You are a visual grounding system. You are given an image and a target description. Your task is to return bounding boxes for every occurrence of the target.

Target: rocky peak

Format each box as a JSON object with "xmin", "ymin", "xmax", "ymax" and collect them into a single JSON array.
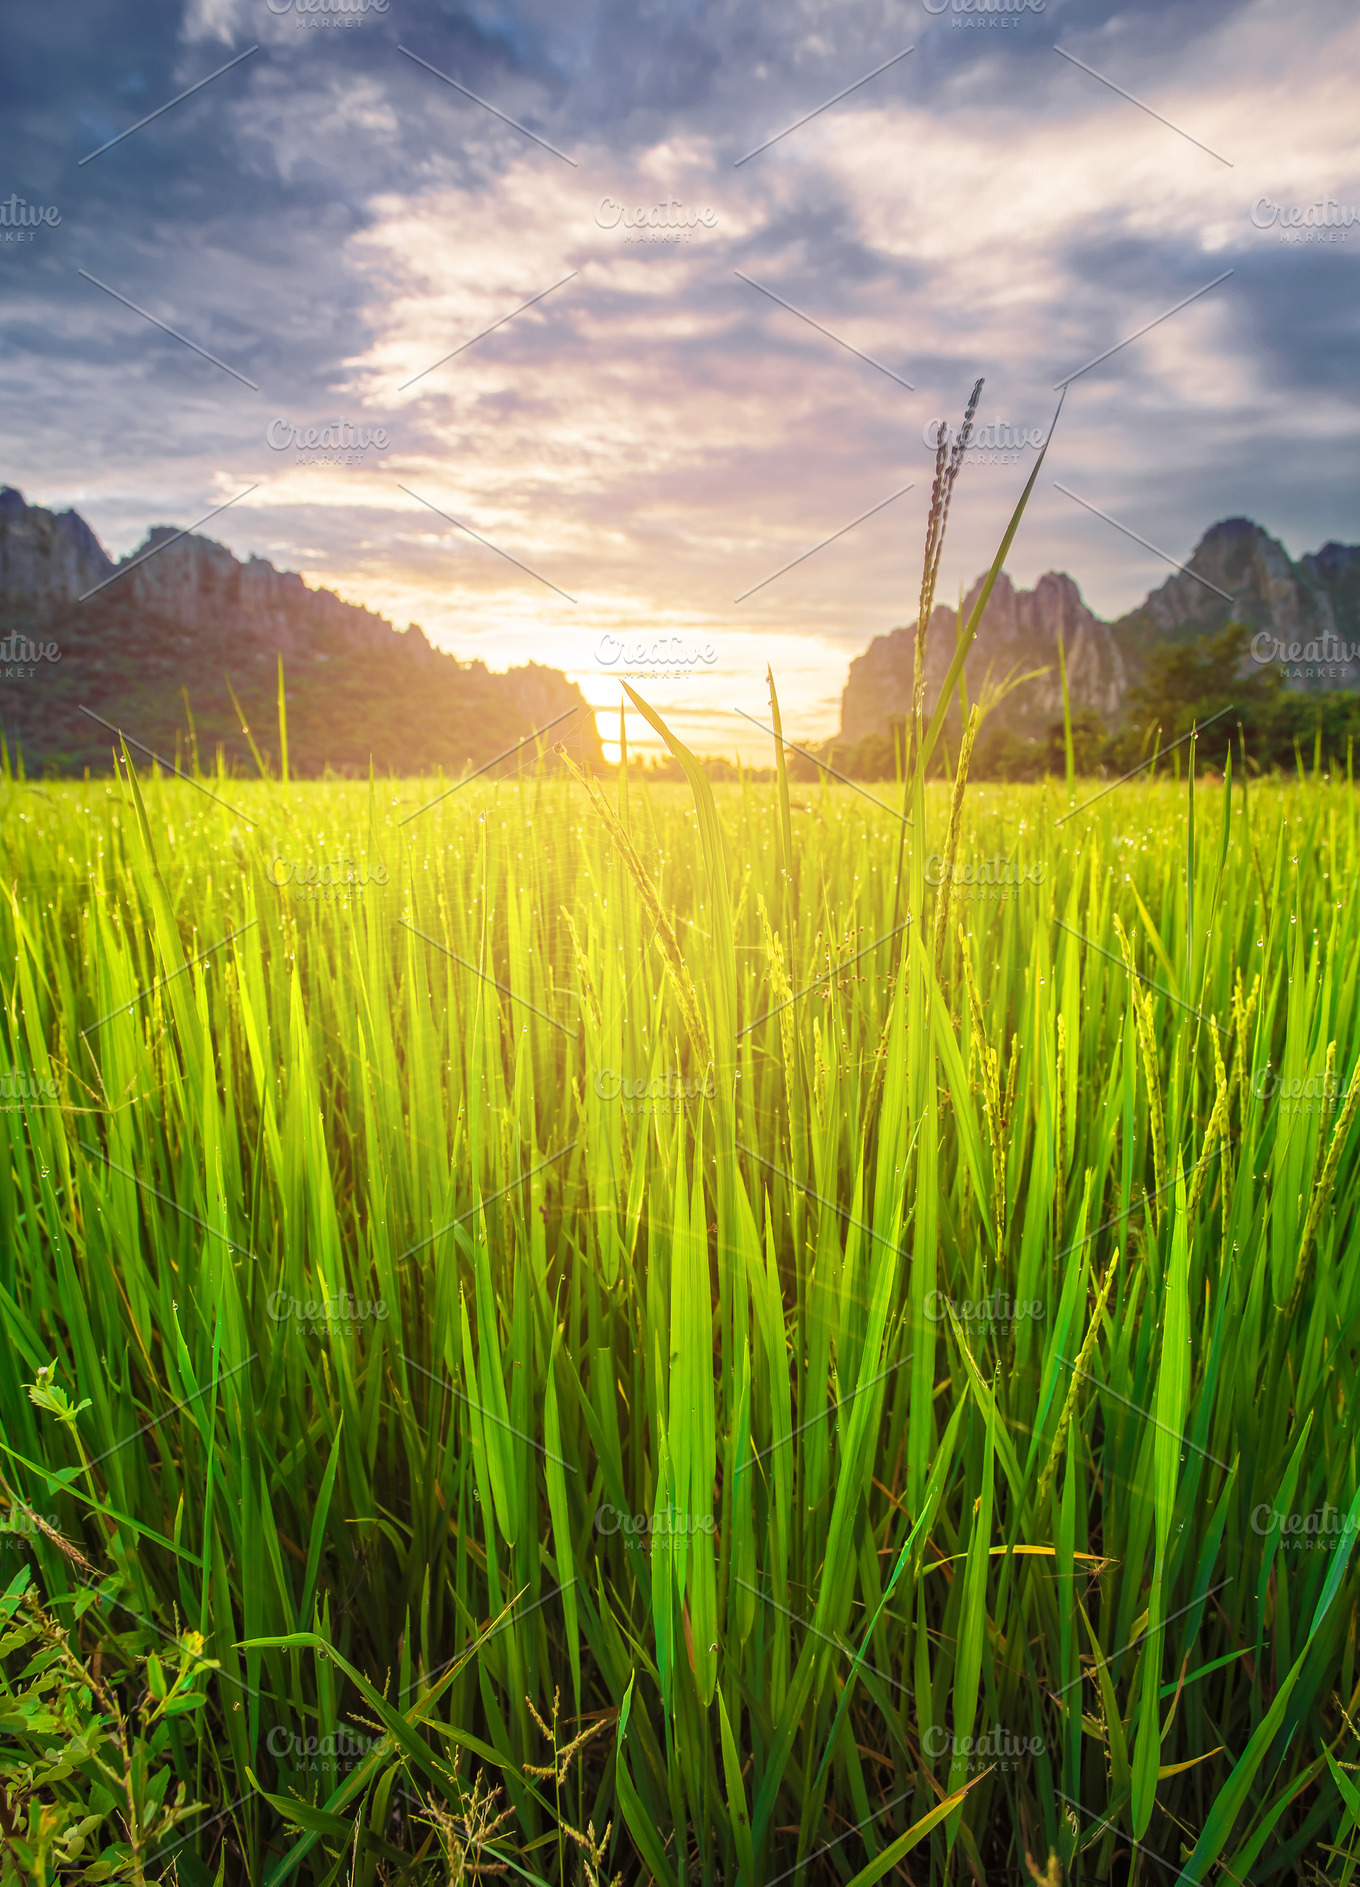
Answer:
[
  {"xmin": 105, "ymin": 528, "xmax": 399, "ymax": 657},
  {"xmin": 0, "ymin": 485, "xmax": 602, "ymax": 776},
  {"xmin": 842, "ymin": 516, "xmax": 1360, "ymax": 741},
  {"xmin": 0, "ymin": 486, "xmax": 114, "ymax": 609},
  {"xmin": 840, "ymin": 567, "xmax": 1125, "ymax": 742},
  {"xmin": 1133, "ymin": 518, "xmax": 1334, "ymax": 643}
]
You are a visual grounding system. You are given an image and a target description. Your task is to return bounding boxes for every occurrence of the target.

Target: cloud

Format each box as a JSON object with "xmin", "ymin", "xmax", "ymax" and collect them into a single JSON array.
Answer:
[{"xmin": 1, "ymin": 0, "xmax": 1357, "ymax": 754}]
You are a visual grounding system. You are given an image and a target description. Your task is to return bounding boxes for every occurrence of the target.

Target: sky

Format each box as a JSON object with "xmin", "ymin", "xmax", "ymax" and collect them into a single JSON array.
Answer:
[{"xmin": 2, "ymin": 0, "xmax": 1358, "ymax": 761}]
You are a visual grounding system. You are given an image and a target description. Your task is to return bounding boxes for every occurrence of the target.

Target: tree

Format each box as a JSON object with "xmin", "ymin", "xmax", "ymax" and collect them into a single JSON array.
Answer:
[
  {"xmin": 1121, "ymin": 621, "xmax": 1281, "ymax": 769},
  {"xmin": 1119, "ymin": 619, "xmax": 1360, "ymax": 773},
  {"xmin": 1045, "ymin": 708, "xmax": 1105, "ymax": 776}
]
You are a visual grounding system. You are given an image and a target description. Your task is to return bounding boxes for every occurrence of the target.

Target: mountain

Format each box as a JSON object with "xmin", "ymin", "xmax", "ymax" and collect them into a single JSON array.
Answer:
[
  {"xmin": 1108, "ymin": 518, "xmax": 1350, "ymax": 680},
  {"xmin": 1299, "ymin": 541, "xmax": 1360, "ymax": 642},
  {"xmin": 838, "ymin": 518, "xmax": 1360, "ymax": 745},
  {"xmin": 841, "ymin": 570, "xmax": 1126, "ymax": 743},
  {"xmin": 0, "ymin": 488, "xmax": 603, "ymax": 778}
]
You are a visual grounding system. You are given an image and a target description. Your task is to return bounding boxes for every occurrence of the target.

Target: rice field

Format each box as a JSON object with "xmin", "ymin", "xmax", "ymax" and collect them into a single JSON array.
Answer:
[{"xmin": 1, "ymin": 706, "xmax": 1359, "ymax": 1886}]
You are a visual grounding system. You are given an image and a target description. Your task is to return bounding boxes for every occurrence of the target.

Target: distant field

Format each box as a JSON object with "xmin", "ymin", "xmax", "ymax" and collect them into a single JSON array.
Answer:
[{"xmin": 1, "ymin": 745, "xmax": 1357, "ymax": 1886}]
